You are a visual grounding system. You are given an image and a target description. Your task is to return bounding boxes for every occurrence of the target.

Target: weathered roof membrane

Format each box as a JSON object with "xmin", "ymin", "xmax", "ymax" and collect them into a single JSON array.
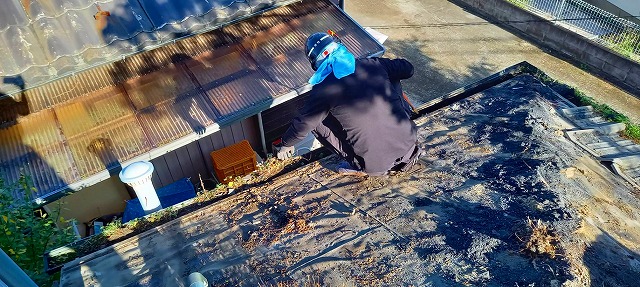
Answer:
[
  {"xmin": 0, "ymin": 0, "xmax": 299, "ymax": 95},
  {"xmin": 0, "ymin": 0, "xmax": 384, "ymax": 203},
  {"xmin": 58, "ymin": 63, "xmax": 640, "ymax": 286}
]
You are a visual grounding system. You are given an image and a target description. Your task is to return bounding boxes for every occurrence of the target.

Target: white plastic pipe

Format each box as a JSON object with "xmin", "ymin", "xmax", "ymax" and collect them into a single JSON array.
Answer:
[
  {"xmin": 187, "ymin": 272, "xmax": 208, "ymax": 287},
  {"xmin": 119, "ymin": 161, "xmax": 162, "ymax": 214}
]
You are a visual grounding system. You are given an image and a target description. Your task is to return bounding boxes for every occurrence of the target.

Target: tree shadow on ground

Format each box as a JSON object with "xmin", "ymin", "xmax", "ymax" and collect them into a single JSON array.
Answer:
[
  {"xmin": 384, "ymin": 37, "xmax": 497, "ymax": 105},
  {"xmin": 447, "ymin": 0, "xmax": 640, "ymax": 100}
]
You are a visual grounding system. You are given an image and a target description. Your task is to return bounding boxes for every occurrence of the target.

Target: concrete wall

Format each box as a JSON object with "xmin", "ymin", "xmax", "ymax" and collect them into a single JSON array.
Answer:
[{"xmin": 456, "ymin": 0, "xmax": 640, "ymax": 94}]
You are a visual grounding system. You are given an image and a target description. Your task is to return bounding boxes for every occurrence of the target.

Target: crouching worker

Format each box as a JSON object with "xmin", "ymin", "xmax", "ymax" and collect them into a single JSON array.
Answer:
[{"xmin": 273, "ymin": 32, "xmax": 421, "ymax": 176}]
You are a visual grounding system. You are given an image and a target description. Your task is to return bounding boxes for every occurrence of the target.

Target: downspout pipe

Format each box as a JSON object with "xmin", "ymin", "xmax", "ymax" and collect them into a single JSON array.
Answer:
[
  {"xmin": 0, "ymin": 248, "xmax": 38, "ymax": 287},
  {"xmin": 257, "ymin": 112, "xmax": 268, "ymax": 157},
  {"xmin": 339, "ymin": 0, "xmax": 345, "ymax": 10}
]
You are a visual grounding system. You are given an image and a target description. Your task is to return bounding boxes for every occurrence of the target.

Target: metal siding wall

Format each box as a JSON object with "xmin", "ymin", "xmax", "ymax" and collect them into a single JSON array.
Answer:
[
  {"xmin": 241, "ymin": 116, "xmax": 262, "ymax": 153},
  {"xmin": 175, "ymin": 147, "xmax": 196, "ymax": 183},
  {"xmin": 219, "ymin": 126, "xmax": 236, "ymax": 147},
  {"xmin": 148, "ymin": 118, "xmax": 261, "ymax": 188},
  {"xmin": 230, "ymin": 122, "xmax": 246, "ymax": 144},
  {"xmin": 261, "ymin": 93, "xmax": 310, "ymax": 150},
  {"xmin": 163, "ymin": 151, "xmax": 186, "ymax": 182},
  {"xmin": 150, "ymin": 156, "xmax": 173, "ymax": 187},
  {"xmin": 197, "ymin": 136, "xmax": 216, "ymax": 180},
  {"xmin": 185, "ymin": 141, "xmax": 210, "ymax": 180}
]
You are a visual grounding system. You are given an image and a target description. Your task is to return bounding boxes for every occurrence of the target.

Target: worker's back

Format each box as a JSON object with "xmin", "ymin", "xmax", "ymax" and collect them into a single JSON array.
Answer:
[{"xmin": 305, "ymin": 57, "xmax": 417, "ymax": 174}]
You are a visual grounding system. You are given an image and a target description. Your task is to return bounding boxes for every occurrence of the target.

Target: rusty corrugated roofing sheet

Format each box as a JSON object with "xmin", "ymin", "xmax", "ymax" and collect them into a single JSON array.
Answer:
[
  {"xmin": 0, "ymin": 0, "xmax": 384, "ymax": 203},
  {"xmin": 0, "ymin": 0, "xmax": 295, "ymax": 96}
]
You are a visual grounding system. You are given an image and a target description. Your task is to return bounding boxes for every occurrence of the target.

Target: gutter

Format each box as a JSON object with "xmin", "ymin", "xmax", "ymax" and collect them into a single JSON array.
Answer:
[{"xmin": 412, "ymin": 61, "xmax": 540, "ymax": 119}]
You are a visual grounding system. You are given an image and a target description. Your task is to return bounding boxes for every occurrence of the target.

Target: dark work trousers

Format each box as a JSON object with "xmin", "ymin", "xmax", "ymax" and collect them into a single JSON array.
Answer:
[{"xmin": 312, "ymin": 113, "xmax": 418, "ymax": 176}]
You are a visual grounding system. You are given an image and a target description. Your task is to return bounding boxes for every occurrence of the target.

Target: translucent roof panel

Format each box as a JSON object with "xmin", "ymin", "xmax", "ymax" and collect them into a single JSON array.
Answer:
[{"xmin": 0, "ymin": 0, "xmax": 384, "ymax": 204}]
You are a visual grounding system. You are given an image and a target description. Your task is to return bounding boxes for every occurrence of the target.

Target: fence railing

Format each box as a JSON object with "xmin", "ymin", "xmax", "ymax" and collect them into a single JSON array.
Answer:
[{"xmin": 507, "ymin": 0, "xmax": 640, "ymax": 61}]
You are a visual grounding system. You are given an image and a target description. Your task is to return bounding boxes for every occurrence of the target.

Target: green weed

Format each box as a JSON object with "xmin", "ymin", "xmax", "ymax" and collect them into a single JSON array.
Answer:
[
  {"xmin": 534, "ymin": 69, "xmax": 640, "ymax": 143},
  {"xmin": 573, "ymin": 89, "xmax": 640, "ymax": 143},
  {"xmin": 603, "ymin": 30, "xmax": 640, "ymax": 59},
  {"xmin": 0, "ymin": 174, "xmax": 75, "ymax": 286}
]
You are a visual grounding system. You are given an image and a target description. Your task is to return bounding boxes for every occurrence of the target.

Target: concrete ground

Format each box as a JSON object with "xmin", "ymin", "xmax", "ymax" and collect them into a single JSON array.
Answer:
[{"xmin": 345, "ymin": 0, "xmax": 640, "ymax": 123}]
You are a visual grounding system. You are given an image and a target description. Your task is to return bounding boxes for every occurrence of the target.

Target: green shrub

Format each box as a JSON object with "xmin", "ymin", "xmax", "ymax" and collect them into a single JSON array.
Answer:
[
  {"xmin": 603, "ymin": 30, "xmax": 640, "ymax": 60},
  {"xmin": 506, "ymin": 0, "xmax": 531, "ymax": 10},
  {"xmin": 623, "ymin": 122, "xmax": 640, "ymax": 141},
  {"xmin": 0, "ymin": 175, "xmax": 75, "ymax": 286}
]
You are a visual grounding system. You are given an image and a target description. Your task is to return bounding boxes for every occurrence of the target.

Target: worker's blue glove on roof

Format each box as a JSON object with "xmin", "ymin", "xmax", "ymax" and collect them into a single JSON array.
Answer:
[{"xmin": 308, "ymin": 44, "xmax": 355, "ymax": 86}]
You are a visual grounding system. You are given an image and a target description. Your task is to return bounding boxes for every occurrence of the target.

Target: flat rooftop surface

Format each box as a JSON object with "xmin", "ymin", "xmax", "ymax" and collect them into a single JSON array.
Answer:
[{"xmin": 60, "ymin": 75, "xmax": 640, "ymax": 286}]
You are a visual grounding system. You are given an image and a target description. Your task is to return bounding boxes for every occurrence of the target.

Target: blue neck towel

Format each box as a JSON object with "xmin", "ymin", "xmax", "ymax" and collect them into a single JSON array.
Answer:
[{"xmin": 308, "ymin": 44, "xmax": 356, "ymax": 86}]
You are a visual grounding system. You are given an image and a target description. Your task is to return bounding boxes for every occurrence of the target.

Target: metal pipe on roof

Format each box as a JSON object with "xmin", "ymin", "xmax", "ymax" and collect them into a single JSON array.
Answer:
[
  {"xmin": 0, "ymin": 248, "xmax": 38, "ymax": 287},
  {"xmin": 257, "ymin": 112, "xmax": 268, "ymax": 156},
  {"xmin": 339, "ymin": 0, "xmax": 345, "ymax": 10}
]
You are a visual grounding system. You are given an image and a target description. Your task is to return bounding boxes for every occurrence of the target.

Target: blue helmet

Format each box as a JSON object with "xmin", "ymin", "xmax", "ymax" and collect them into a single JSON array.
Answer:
[{"xmin": 305, "ymin": 32, "xmax": 340, "ymax": 71}]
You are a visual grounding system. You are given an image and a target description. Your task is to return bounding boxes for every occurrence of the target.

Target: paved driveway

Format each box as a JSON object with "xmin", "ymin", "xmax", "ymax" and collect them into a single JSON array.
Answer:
[{"xmin": 346, "ymin": 0, "xmax": 640, "ymax": 123}]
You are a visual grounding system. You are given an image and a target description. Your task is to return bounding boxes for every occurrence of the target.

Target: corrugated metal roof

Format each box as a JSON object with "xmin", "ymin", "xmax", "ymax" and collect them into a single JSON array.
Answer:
[
  {"xmin": 0, "ymin": 0, "xmax": 384, "ymax": 203},
  {"xmin": 0, "ymin": 0, "xmax": 294, "ymax": 96}
]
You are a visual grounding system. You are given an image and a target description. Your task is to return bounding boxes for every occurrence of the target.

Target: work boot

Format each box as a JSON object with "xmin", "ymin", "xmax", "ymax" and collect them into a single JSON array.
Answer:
[
  {"xmin": 335, "ymin": 161, "xmax": 367, "ymax": 177},
  {"xmin": 390, "ymin": 145, "xmax": 424, "ymax": 173},
  {"xmin": 401, "ymin": 146, "xmax": 424, "ymax": 172}
]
